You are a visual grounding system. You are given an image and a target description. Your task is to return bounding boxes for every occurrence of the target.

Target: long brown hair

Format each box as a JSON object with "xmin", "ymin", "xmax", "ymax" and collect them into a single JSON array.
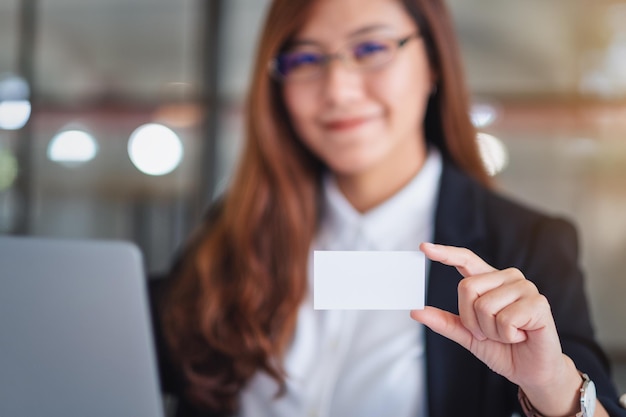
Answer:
[{"xmin": 162, "ymin": 0, "xmax": 489, "ymax": 413}]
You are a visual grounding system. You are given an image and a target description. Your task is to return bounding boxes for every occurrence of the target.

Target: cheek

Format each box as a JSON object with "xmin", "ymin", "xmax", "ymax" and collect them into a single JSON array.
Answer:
[
  {"xmin": 283, "ymin": 86, "xmax": 317, "ymax": 132},
  {"xmin": 282, "ymin": 86, "xmax": 325, "ymax": 155},
  {"xmin": 374, "ymin": 60, "xmax": 432, "ymax": 126}
]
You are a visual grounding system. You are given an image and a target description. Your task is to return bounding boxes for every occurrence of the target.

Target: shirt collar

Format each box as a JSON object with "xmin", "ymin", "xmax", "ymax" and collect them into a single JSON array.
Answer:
[{"xmin": 318, "ymin": 148, "xmax": 443, "ymax": 251}]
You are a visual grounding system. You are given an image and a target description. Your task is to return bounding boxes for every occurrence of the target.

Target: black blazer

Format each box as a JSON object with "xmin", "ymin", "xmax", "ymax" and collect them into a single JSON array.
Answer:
[
  {"xmin": 152, "ymin": 159, "xmax": 626, "ymax": 416},
  {"xmin": 426, "ymin": 161, "xmax": 625, "ymax": 416}
]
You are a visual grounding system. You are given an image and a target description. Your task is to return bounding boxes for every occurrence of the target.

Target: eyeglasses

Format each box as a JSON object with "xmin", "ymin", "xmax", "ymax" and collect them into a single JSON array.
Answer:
[{"xmin": 269, "ymin": 33, "xmax": 420, "ymax": 82}]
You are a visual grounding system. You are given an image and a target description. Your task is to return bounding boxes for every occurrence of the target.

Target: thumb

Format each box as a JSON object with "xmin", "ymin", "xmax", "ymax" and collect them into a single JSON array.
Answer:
[{"xmin": 411, "ymin": 306, "xmax": 473, "ymax": 351}]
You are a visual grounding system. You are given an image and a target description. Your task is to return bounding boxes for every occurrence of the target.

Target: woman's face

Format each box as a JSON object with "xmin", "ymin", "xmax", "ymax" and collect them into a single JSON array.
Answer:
[{"xmin": 282, "ymin": 0, "xmax": 434, "ymax": 180}]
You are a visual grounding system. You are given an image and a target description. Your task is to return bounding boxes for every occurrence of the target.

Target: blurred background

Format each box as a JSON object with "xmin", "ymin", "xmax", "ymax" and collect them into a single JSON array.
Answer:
[{"xmin": 0, "ymin": 0, "xmax": 624, "ymax": 394}]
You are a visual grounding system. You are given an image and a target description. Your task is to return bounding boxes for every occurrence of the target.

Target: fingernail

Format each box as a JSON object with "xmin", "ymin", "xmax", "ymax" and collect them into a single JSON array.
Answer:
[{"xmin": 421, "ymin": 242, "xmax": 438, "ymax": 251}]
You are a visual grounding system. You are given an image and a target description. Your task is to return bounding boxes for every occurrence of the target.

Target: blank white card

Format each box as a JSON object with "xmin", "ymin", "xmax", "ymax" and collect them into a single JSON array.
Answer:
[{"xmin": 313, "ymin": 251, "xmax": 425, "ymax": 310}]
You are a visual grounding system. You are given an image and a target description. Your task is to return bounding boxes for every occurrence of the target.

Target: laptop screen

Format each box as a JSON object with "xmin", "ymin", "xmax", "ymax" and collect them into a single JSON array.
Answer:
[{"xmin": 0, "ymin": 236, "xmax": 165, "ymax": 417}]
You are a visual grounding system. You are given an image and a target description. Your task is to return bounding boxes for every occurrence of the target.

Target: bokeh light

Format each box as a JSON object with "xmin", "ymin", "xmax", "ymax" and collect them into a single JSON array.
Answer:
[
  {"xmin": 0, "ymin": 148, "xmax": 19, "ymax": 191},
  {"xmin": 127, "ymin": 123, "xmax": 183, "ymax": 176},
  {"xmin": 48, "ymin": 129, "xmax": 99, "ymax": 166},
  {"xmin": 470, "ymin": 103, "xmax": 498, "ymax": 128},
  {"xmin": 476, "ymin": 132, "xmax": 509, "ymax": 176},
  {"xmin": 0, "ymin": 75, "xmax": 31, "ymax": 131},
  {"xmin": 0, "ymin": 100, "xmax": 32, "ymax": 131}
]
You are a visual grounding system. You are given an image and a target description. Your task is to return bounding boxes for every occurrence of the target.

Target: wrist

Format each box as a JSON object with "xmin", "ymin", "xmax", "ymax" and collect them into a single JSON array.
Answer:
[
  {"xmin": 518, "ymin": 356, "xmax": 583, "ymax": 417},
  {"xmin": 518, "ymin": 370, "xmax": 596, "ymax": 417}
]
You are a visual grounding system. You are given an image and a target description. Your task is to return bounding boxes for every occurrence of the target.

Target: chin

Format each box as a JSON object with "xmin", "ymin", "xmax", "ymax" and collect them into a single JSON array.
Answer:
[{"xmin": 326, "ymin": 155, "xmax": 380, "ymax": 178}]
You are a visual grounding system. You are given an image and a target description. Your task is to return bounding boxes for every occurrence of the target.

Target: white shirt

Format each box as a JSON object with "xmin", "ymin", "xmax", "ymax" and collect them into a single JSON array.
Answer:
[{"xmin": 238, "ymin": 149, "xmax": 443, "ymax": 417}]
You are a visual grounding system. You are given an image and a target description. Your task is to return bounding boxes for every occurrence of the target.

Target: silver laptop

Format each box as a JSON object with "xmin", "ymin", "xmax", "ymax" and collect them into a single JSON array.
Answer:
[{"xmin": 0, "ymin": 236, "xmax": 165, "ymax": 417}]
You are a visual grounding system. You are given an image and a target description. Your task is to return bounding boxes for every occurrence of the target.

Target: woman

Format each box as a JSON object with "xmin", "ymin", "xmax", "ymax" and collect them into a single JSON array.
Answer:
[{"xmin": 156, "ymin": 0, "xmax": 626, "ymax": 415}]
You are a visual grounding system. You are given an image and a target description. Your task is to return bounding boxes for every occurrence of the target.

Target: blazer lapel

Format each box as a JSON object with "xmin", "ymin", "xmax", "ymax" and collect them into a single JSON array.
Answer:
[{"xmin": 425, "ymin": 161, "xmax": 489, "ymax": 417}]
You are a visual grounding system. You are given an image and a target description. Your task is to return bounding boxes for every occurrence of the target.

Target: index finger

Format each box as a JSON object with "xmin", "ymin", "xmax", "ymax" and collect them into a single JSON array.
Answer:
[{"xmin": 420, "ymin": 242, "xmax": 496, "ymax": 277}]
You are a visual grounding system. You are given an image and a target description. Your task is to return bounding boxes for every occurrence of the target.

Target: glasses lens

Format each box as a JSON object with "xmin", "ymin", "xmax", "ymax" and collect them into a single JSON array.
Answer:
[
  {"xmin": 274, "ymin": 50, "xmax": 324, "ymax": 81},
  {"xmin": 351, "ymin": 39, "xmax": 394, "ymax": 69}
]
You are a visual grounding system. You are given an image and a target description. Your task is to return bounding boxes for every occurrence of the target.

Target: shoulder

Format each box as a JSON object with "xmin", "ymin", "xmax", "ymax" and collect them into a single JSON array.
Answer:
[
  {"xmin": 438, "ymin": 161, "xmax": 579, "ymax": 269},
  {"xmin": 483, "ymin": 185, "xmax": 579, "ymax": 271},
  {"xmin": 482, "ymin": 184, "xmax": 577, "ymax": 243}
]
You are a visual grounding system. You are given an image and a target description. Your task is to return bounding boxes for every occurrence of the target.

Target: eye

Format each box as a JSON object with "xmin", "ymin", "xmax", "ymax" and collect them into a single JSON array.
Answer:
[
  {"xmin": 353, "ymin": 40, "xmax": 390, "ymax": 61},
  {"xmin": 277, "ymin": 51, "xmax": 324, "ymax": 76}
]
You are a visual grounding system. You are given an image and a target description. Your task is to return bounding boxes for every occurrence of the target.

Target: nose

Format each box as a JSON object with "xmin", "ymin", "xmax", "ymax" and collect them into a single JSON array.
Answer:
[{"xmin": 321, "ymin": 58, "xmax": 365, "ymax": 106}]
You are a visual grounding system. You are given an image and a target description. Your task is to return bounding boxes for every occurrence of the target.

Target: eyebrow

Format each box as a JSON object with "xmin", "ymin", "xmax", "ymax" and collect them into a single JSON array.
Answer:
[
  {"xmin": 349, "ymin": 24, "xmax": 394, "ymax": 37},
  {"xmin": 290, "ymin": 24, "xmax": 394, "ymax": 47}
]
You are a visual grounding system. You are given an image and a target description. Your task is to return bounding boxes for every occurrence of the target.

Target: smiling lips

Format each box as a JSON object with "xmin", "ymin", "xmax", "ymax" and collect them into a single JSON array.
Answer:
[{"xmin": 324, "ymin": 116, "xmax": 372, "ymax": 131}]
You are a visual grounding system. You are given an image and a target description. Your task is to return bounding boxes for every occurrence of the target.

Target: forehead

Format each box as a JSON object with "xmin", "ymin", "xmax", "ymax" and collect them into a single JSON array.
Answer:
[{"xmin": 294, "ymin": 0, "xmax": 416, "ymax": 43}]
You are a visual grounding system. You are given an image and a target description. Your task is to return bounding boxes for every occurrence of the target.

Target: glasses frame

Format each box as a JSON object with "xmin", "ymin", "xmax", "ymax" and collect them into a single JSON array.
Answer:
[{"xmin": 268, "ymin": 32, "xmax": 421, "ymax": 83}]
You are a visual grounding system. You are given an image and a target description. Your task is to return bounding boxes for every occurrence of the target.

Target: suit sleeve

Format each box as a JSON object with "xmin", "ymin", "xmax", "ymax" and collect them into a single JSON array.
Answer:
[{"xmin": 524, "ymin": 217, "xmax": 626, "ymax": 416}]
